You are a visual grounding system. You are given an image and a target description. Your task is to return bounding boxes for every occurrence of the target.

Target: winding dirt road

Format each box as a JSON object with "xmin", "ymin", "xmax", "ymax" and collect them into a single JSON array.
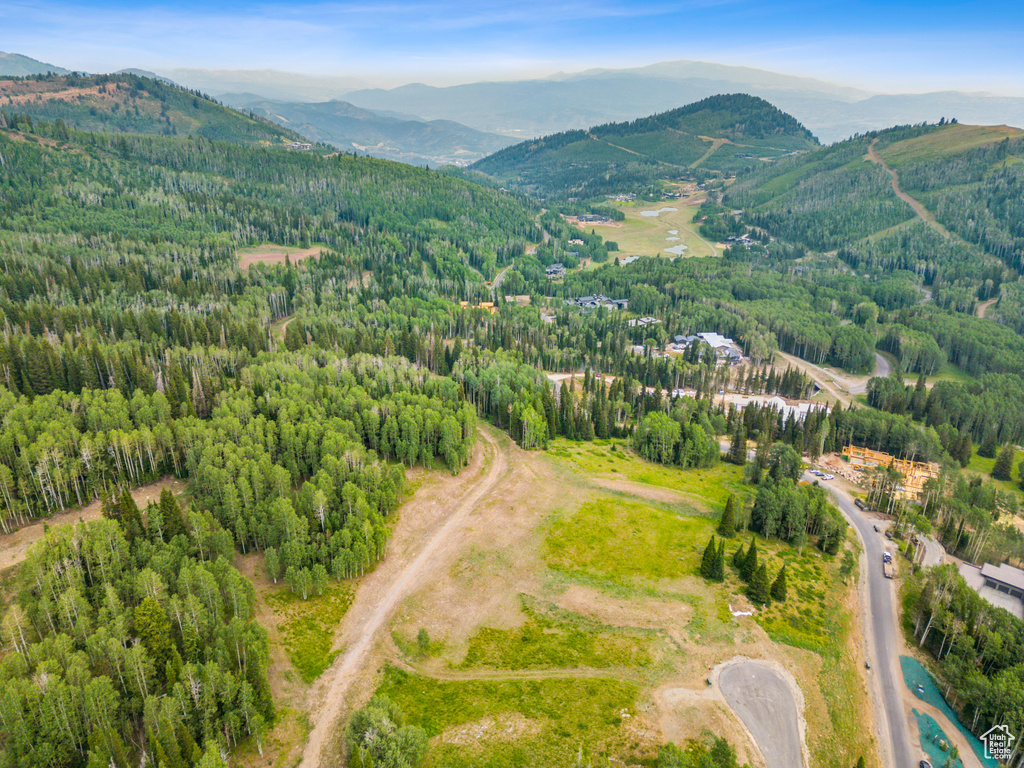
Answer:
[
  {"xmin": 867, "ymin": 139, "xmax": 946, "ymax": 231},
  {"xmin": 298, "ymin": 428, "xmax": 510, "ymax": 768}
]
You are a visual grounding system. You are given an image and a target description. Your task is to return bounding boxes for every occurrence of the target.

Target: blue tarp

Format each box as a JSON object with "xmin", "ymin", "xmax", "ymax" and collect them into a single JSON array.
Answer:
[{"xmin": 900, "ymin": 655, "xmax": 1000, "ymax": 767}]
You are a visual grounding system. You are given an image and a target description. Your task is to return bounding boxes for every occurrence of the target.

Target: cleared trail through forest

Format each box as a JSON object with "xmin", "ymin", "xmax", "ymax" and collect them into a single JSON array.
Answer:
[
  {"xmin": 976, "ymin": 296, "xmax": 998, "ymax": 319},
  {"xmin": 864, "ymin": 140, "xmax": 937, "ymax": 227},
  {"xmin": 299, "ymin": 428, "xmax": 510, "ymax": 768}
]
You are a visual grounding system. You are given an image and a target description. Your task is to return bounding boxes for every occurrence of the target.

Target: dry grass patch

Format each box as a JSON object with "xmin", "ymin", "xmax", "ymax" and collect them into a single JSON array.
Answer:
[{"xmin": 238, "ymin": 243, "xmax": 323, "ymax": 269}]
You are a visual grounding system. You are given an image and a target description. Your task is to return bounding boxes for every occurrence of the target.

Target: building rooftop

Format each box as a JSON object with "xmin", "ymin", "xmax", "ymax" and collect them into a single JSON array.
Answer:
[
  {"xmin": 981, "ymin": 563, "xmax": 1024, "ymax": 592},
  {"xmin": 698, "ymin": 331, "xmax": 735, "ymax": 349}
]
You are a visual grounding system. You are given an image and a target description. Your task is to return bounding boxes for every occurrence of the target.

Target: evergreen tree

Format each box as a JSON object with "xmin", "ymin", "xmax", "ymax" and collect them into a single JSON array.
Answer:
[
  {"xmin": 978, "ymin": 429, "xmax": 1000, "ymax": 458},
  {"xmin": 117, "ymin": 489, "xmax": 145, "ymax": 542},
  {"xmin": 160, "ymin": 488, "xmax": 187, "ymax": 540},
  {"xmin": 992, "ymin": 444, "xmax": 1015, "ymax": 481},
  {"xmin": 741, "ymin": 537, "xmax": 758, "ymax": 582},
  {"xmin": 729, "ymin": 420, "xmax": 747, "ymax": 466},
  {"xmin": 732, "ymin": 542, "xmax": 746, "ymax": 569},
  {"xmin": 712, "ymin": 541, "xmax": 726, "ymax": 582},
  {"xmin": 700, "ymin": 535, "xmax": 717, "ymax": 578},
  {"xmin": 718, "ymin": 494, "xmax": 737, "ymax": 537},
  {"xmin": 748, "ymin": 562, "xmax": 770, "ymax": 604},
  {"xmin": 770, "ymin": 564, "xmax": 787, "ymax": 602},
  {"xmin": 956, "ymin": 432, "xmax": 972, "ymax": 467}
]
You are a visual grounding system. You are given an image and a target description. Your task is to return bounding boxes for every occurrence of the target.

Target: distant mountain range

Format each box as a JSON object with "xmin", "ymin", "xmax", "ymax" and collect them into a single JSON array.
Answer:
[
  {"xmin": 339, "ymin": 61, "xmax": 1024, "ymax": 145},
  {"xmin": 5, "ymin": 51, "xmax": 1024, "ymax": 152},
  {"xmin": 219, "ymin": 94, "xmax": 515, "ymax": 166},
  {"xmin": 472, "ymin": 93, "xmax": 819, "ymax": 198}
]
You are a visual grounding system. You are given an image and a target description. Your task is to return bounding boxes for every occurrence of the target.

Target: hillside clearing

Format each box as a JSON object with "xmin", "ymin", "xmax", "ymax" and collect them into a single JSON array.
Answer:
[{"xmin": 238, "ymin": 243, "xmax": 324, "ymax": 268}]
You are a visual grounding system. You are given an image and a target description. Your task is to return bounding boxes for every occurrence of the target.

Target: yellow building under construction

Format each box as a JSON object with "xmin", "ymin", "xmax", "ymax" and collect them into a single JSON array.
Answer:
[{"xmin": 842, "ymin": 445, "xmax": 940, "ymax": 501}]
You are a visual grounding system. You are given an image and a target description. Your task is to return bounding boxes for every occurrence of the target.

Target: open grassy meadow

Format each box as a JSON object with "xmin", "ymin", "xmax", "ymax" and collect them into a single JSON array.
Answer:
[
  {"xmin": 967, "ymin": 444, "xmax": 1024, "ymax": 498},
  {"xmin": 363, "ymin": 436, "xmax": 874, "ymax": 767},
  {"xmin": 266, "ymin": 582, "xmax": 354, "ymax": 683},
  {"xmin": 378, "ymin": 666, "xmax": 644, "ymax": 768},
  {"xmin": 546, "ymin": 437, "xmax": 751, "ymax": 512},
  {"xmin": 546, "ymin": 497, "xmax": 715, "ymax": 584},
  {"xmin": 601, "ymin": 201, "xmax": 721, "ymax": 261}
]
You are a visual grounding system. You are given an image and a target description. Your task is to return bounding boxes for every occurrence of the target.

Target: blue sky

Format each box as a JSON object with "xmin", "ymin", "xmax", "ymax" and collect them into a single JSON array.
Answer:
[{"xmin": 2, "ymin": 0, "xmax": 1022, "ymax": 94}]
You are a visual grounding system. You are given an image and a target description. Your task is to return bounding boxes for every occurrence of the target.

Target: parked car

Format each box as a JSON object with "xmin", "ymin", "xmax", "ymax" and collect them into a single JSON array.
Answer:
[{"xmin": 873, "ymin": 524, "xmax": 879, "ymax": 532}]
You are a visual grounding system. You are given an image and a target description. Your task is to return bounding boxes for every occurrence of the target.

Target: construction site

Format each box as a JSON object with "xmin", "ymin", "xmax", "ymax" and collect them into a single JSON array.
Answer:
[{"xmin": 840, "ymin": 445, "xmax": 940, "ymax": 502}]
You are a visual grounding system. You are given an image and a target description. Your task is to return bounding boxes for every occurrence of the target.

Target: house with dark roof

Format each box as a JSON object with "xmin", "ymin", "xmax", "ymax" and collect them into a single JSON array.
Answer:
[{"xmin": 982, "ymin": 563, "xmax": 1024, "ymax": 600}]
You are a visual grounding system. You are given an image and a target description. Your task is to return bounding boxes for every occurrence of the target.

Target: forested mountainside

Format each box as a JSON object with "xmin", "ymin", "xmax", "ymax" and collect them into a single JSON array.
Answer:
[
  {"xmin": 2, "ymin": 95, "xmax": 1024, "ymax": 767},
  {"xmin": 725, "ymin": 122, "xmax": 1024, "ymax": 330},
  {"xmin": 471, "ymin": 94, "xmax": 819, "ymax": 198},
  {"xmin": 0, "ymin": 73, "xmax": 310, "ymax": 145}
]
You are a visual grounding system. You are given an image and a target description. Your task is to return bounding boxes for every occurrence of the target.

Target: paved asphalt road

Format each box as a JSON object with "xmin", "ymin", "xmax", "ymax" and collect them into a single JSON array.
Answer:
[
  {"xmin": 811, "ymin": 473, "xmax": 917, "ymax": 768},
  {"xmin": 719, "ymin": 662, "xmax": 804, "ymax": 768}
]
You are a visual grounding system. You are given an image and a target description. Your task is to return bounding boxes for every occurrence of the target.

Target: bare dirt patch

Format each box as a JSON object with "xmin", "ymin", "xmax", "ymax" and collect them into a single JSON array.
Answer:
[
  {"xmin": 552, "ymin": 584, "xmax": 692, "ymax": 638},
  {"xmin": 299, "ymin": 428, "xmax": 515, "ymax": 768},
  {"xmin": 238, "ymin": 243, "xmax": 323, "ymax": 269},
  {"xmin": 440, "ymin": 713, "xmax": 542, "ymax": 745},
  {"xmin": 588, "ymin": 476, "xmax": 691, "ymax": 506},
  {"xmin": 976, "ymin": 296, "xmax": 998, "ymax": 319},
  {"xmin": 565, "ymin": 216, "xmax": 623, "ymax": 229},
  {"xmin": 0, "ymin": 81, "xmax": 107, "ymax": 105},
  {"xmin": 0, "ymin": 477, "xmax": 187, "ymax": 572}
]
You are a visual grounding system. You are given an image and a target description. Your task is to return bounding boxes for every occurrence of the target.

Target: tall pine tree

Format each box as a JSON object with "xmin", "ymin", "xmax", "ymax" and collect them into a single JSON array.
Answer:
[
  {"xmin": 771, "ymin": 564, "xmax": 787, "ymax": 602},
  {"xmin": 993, "ymin": 444, "xmax": 1015, "ymax": 481},
  {"xmin": 741, "ymin": 537, "xmax": 758, "ymax": 582},
  {"xmin": 749, "ymin": 563, "xmax": 770, "ymax": 605},
  {"xmin": 718, "ymin": 494, "xmax": 737, "ymax": 538},
  {"xmin": 712, "ymin": 541, "xmax": 726, "ymax": 582},
  {"xmin": 700, "ymin": 535, "xmax": 717, "ymax": 579},
  {"xmin": 729, "ymin": 420, "xmax": 747, "ymax": 466}
]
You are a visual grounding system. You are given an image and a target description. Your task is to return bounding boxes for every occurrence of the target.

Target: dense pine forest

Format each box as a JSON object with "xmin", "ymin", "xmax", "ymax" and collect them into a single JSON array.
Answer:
[{"xmin": 2, "ymin": 80, "xmax": 1024, "ymax": 767}]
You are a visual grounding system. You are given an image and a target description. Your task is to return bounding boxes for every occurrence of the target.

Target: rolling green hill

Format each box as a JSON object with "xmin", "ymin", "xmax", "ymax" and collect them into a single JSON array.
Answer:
[
  {"xmin": 724, "ymin": 122, "xmax": 1024, "ymax": 320},
  {"xmin": 0, "ymin": 51, "xmax": 69, "ymax": 76},
  {"xmin": 0, "ymin": 72, "xmax": 311, "ymax": 146},
  {"xmin": 470, "ymin": 93, "xmax": 819, "ymax": 199}
]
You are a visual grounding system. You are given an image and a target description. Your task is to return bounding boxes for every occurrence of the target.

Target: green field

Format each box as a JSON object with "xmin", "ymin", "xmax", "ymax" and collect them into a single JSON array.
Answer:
[
  {"xmin": 878, "ymin": 124, "xmax": 1024, "ymax": 167},
  {"xmin": 545, "ymin": 497, "xmax": 715, "ymax": 585},
  {"xmin": 603, "ymin": 201, "xmax": 721, "ymax": 261},
  {"xmin": 967, "ymin": 445, "xmax": 1024, "ymax": 497},
  {"xmin": 546, "ymin": 437, "xmax": 750, "ymax": 512},
  {"xmin": 377, "ymin": 666, "xmax": 644, "ymax": 768},
  {"xmin": 266, "ymin": 582, "xmax": 354, "ymax": 683},
  {"xmin": 461, "ymin": 596, "xmax": 653, "ymax": 670}
]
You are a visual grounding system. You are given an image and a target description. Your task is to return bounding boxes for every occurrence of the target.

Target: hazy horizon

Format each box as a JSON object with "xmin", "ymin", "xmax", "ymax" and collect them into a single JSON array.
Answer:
[{"xmin": 2, "ymin": 0, "xmax": 1023, "ymax": 97}]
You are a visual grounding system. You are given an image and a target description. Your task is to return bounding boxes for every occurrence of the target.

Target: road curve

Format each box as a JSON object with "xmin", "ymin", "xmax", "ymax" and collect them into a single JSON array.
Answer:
[
  {"xmin": 811, "ymin": 474, "xmax": 916, "ymax": 768},
  {"xmin": 718, "ymin": 661, "xmax": 805, "ymax": 768},
  {"xmin": 299, "ymin": 429, "xmax": 508, "ymax": 768}
]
